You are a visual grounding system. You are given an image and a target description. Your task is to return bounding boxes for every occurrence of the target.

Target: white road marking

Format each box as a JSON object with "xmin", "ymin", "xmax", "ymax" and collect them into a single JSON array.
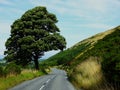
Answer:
[
  {"xmin": 39, "ymin": 85, "xmax": 45, "ymax": 90},
  {"xmin": 65, "ymin": 76, "xmax": 68, "ymax": 79},
  {"xmin": 51, "ymin": 75, "xmax": 56, "ymax": 79},
  {"xmin": 39, "ymin": 75, "xmax": 56, "ymax": 90},
  {"xmin": 46, "ymin": 79, "xmax": 50, "ymax": 83}
]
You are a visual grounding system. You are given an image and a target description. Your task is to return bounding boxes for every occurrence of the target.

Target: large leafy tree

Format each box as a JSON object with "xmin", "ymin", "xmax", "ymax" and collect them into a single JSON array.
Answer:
[{"xmin": 4, "ymin": 6, "xmax": 66, "ymax": 70}]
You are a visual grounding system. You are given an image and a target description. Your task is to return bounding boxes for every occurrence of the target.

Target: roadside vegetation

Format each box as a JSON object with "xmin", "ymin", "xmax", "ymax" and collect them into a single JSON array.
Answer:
[
  {"xmin": 44, "ymin": 26, "xmax": 120, "ymax": 90},
  {"xmin": 0, "ymin": 61, "xmax": 48, "ymax": 90},
  {"xmin": 0, "ymin": 70, "xmax": 44, "ymax": 90},
  {"xmin": 69, "ymin": 57, "xmax": 115, "ymax": 90}
]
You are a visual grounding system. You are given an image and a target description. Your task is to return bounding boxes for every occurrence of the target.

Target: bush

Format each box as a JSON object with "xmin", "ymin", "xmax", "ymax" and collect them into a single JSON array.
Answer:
[
  {"xmin": 39, "ymin": 65, "xmax": 48, "ymax": 74},
  {"xmin": 5, "ymin": 62, "xmax": 21, "ymax": 75},
  {"xmin": 0, "ymin": 66, "xmax": 5, "ymax": 77}
]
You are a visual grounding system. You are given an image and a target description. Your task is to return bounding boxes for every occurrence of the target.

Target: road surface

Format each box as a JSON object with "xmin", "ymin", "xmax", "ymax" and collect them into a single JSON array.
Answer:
[{"xmin": 9, "ymin": 68, "xmax": 75, "ymax": 90}]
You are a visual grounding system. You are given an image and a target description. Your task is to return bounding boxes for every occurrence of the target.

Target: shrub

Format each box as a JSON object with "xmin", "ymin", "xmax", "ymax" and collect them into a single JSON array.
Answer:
[
  {"xmin": 0, "ymin": 66, "xmax": 5, "ymax": 77},
  {"xmin": 70, "ymin": 57, "xmax": 103, "ymax": 90},
  {"xmin": 5, "ymin": 62, "xmax": 21, "ymax": 75}
]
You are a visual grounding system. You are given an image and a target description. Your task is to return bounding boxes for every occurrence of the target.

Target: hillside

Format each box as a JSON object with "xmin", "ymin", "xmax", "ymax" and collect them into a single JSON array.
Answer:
[
  {"xmin": 69, "ymin": 26, "xmax": 120, "ymax": 90},
  {"xmin": 42, "ymin": 25, "xmax": 120, "ymax": 90},
  {"xmin": 43, "ymin": 26, "xmax": 115, "ymax": 66}
]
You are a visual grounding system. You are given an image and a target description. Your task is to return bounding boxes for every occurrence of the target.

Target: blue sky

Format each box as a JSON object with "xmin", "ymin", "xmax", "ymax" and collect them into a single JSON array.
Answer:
[{"xmin": 0, "ymin": 0, "xmax": 120, "ymax": 58}]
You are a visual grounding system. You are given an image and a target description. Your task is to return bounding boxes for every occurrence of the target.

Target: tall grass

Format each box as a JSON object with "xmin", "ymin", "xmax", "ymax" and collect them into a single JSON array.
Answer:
[
  {"xmin": 70, "ymin": 57, "xmax": 115, "ymax": 90},
  {"xmin": 0, "ymin": 69, "xmax": 44, "ymax": 90}
]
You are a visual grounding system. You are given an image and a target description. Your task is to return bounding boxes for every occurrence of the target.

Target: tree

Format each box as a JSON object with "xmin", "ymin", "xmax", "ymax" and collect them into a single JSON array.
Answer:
[{"xmin": 4, "ymin": 6, "xmax": 66, "ymax": 70}]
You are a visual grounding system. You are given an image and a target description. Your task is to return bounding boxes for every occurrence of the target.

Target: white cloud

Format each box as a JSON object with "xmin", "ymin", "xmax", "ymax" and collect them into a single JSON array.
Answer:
[
  {"xmin": 0, "ymin": 39, "xmax": 6, "ymax": 55},
  {"xmin": 0, "ymin": 22, "xmax": 11, "ymax": 55},
  {"xmin": 28, "ymin": 0, "xmax": 120, "ymax": 24},
  {"xmin": 0, "ymin": 22, "xmax": 11, "ymax": 34},
  {"xmin": 0, "ymin": 7, "xmax": 25, "ymax": 18},
  {"xmin": 80, "ymin": 23, "xmax": 114, "ymax": 29},
  {"xmin": 0, "ymin": 8, "xmax": 3, "ymax": 11},
  {"xmin": 0, "ymin": 0, "xmax": 13, "ymax": 5},
  {"xmin": 84, "ymin": 0, "xmax": 107, "ymax": 13},
  {"xmin": 29, "ymin": 0, "xmax": 120, "ymax": 16}
]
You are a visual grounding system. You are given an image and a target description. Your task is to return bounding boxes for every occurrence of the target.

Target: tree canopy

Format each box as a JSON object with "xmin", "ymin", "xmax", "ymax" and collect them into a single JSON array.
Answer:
[{"xmin": 4, "ymin": 6, "xmax": 66, "ymax": 70}]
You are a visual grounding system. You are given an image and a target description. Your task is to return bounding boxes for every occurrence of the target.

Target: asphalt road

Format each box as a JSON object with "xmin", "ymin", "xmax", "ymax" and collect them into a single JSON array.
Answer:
[{"xmin": 9, "ymin": 68, "xmax": 75, "ymax": 90}]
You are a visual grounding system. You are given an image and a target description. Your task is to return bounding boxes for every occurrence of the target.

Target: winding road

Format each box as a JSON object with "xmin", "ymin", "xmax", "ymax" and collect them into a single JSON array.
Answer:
[{"xmin": 9, "ymin": 68, "xmax": 75, "ymax": 90}]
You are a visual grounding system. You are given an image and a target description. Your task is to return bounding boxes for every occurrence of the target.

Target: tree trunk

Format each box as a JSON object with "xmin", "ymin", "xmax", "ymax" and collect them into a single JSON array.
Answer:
[{"xmin": 34, "ymin": 56, "xmax": 39, "ymax": 70}]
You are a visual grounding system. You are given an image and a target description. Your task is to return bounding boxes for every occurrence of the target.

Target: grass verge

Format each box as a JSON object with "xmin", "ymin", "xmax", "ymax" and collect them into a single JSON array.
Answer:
[
  {"xmin": 0, "ymin": 69, "xmax": 45, "ymax": 90},
  {"xmin": 69, "ymin": 57, "xmax": 115, "ymax": 90}
]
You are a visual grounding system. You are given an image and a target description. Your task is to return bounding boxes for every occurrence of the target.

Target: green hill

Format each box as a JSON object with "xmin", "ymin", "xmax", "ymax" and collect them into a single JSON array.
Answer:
[
  {"xmin": 43, "ymin": 26, "xmax": 115, "ymax": 66},
  {"xmin": 43, "ymin": 26, "xmax": 120, "ymax": 90}
]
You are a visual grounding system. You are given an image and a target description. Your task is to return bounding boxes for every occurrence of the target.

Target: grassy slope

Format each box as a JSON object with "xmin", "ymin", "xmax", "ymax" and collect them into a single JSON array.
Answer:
[
  {"xmin": 44, "ymin": 25, "xmax": 120, "ymax": 90},
  {"xmin": 44, "ymin": 26, "xmax": 115, "ymax": 66}
]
